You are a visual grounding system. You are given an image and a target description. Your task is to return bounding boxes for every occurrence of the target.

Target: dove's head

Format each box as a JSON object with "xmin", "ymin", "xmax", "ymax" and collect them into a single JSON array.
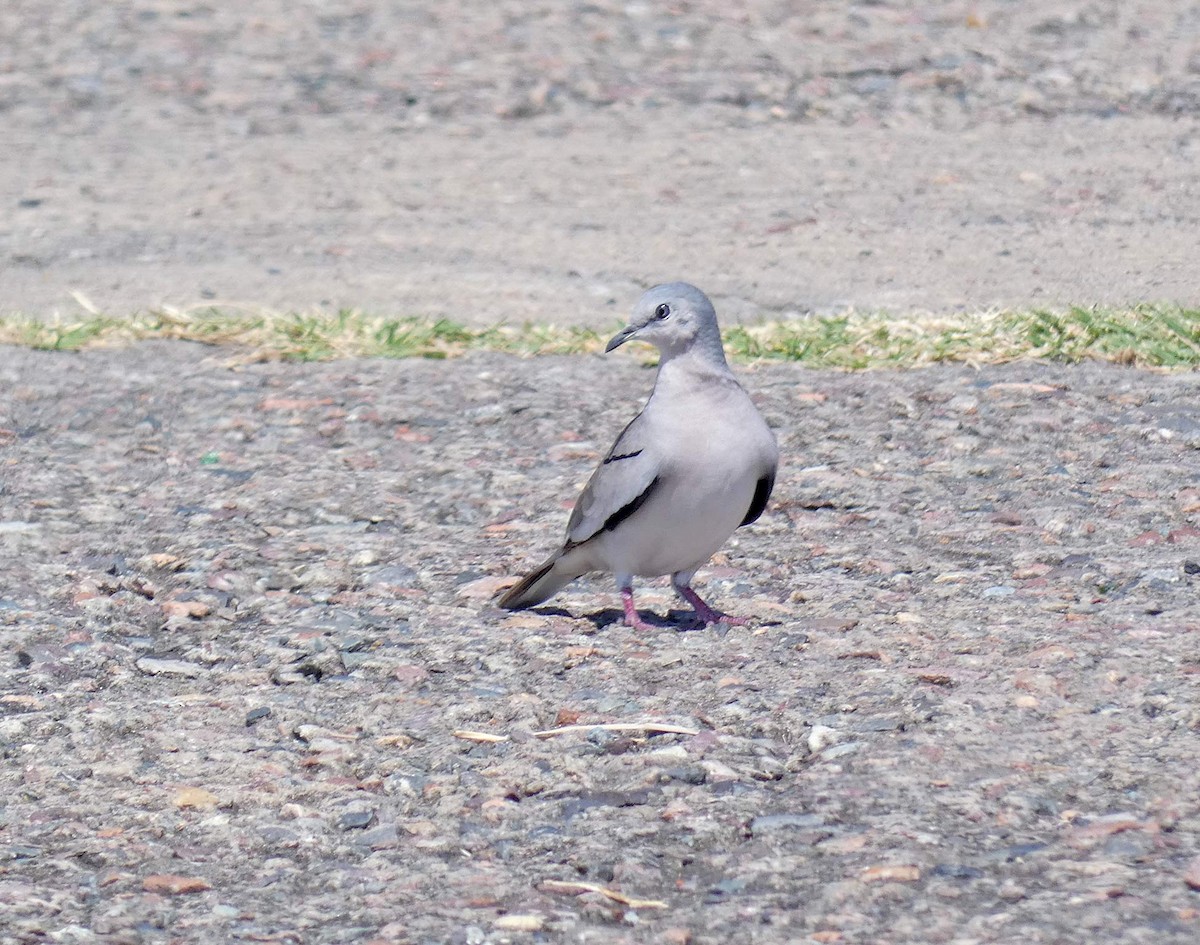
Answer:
[{"xmin": 605, "ymin": 282, "xmax": 728, "ymax": 365}]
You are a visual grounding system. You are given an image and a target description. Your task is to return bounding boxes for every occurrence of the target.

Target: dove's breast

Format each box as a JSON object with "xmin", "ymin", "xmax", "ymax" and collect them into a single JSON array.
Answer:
[{"xmin": 590, "ymin": 380, "xmax": 775, "ymax": 578}]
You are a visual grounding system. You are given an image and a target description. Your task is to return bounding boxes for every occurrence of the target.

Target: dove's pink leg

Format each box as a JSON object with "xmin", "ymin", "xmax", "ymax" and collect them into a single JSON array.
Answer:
[
  {"xmin": 676, "ymin": 584, "xmax": 749, "ymax": 626},
  {"xmin": 620, "ymin": 586, "xmax": 656, "ymax": 632}
]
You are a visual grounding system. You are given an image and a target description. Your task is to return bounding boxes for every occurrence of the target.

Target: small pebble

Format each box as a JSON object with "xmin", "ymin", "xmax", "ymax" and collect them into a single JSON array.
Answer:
[
  {"xmin": 135, "ymin": 657, "xmax": 204, "ymax": 677},
  {"xmin": 808, "ymin": 725, "xmax": 842, "ymax": 753},
  {"xmin": 1, "ymin": 844, "xmax": 42, "ymax": 861},
  {"xmin": 493, "ymin": 914, "xmax": 545, "ymax": 931},
  {"xmin": 245, "ymin": 706, "xmax": 272, "ymax": 726},
  {"xmin": 750, "ymin": 813, "xmax": 825, "ymax": 835},
  {"xmin": 338, "ymin": 810, "xmax": 376, "ymax": 831}
]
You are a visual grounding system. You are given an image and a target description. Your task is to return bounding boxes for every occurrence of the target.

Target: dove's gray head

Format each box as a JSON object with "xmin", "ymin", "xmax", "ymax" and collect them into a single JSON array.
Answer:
[{"xmin": 605, "ymin": 282, "xmax": 728, "ymax": 365}]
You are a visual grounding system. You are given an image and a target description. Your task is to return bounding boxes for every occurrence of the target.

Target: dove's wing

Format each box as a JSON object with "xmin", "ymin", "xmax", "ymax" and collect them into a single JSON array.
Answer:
[
  {"xmin": 565, "ymin": 409, "xmax": 665, "ymax": 548},
  {"xmin": 740, "ymin": 467, "xmax": 776, "ymax": 527}
]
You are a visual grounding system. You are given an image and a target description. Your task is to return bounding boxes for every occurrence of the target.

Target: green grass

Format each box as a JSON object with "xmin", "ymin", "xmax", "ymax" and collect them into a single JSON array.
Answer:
[{"xmin": 1, "ymin": 304, "xmax": 1197, "ymax": 369}]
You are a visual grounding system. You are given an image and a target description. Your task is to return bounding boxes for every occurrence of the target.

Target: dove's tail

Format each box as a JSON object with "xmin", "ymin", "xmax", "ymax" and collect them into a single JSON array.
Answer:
[{"xmin": 498, "ymin": 548, "xmax": 589, "ymax": 610}]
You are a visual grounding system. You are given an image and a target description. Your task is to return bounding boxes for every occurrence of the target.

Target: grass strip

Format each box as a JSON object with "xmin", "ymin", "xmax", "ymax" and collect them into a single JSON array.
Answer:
[{"xmin": 1, "ymin": 304, "xmax": 1197, "ymax": 368}]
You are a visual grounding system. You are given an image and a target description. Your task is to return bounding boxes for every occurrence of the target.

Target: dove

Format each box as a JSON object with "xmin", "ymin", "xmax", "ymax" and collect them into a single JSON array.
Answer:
[{"xmin": 498, "ymin": 282, "xmax": 778, "ymax": 631}]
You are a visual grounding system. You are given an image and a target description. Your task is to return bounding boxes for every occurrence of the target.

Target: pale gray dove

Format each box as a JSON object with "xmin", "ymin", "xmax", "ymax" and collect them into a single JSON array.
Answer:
[{"xmin": 499, "ymin": 282, "xmax": 778, "ymax": 630}]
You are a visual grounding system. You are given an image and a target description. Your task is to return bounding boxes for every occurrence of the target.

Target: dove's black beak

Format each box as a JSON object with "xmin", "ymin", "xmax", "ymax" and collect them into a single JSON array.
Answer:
[{"xmin": 605, "ymin": 325, "xmax": 636, "ymax": 353}]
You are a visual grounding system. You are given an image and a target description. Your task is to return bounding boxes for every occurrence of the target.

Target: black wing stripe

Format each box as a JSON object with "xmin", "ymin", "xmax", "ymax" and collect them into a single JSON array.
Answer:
[
  {"xmin": 603, "ymin": 411, "xmax": 642, "ymax": 462},
  {"xmin": 600, "ymin": 475, "xmax": 660, "ymax": 536},
  {"xmin": 603, "ymin": 449, "xmax": 643, "ymax": 465},
  {"xmin": 739, "ymin": 472, "xmax": 775, "ymax": 527}
]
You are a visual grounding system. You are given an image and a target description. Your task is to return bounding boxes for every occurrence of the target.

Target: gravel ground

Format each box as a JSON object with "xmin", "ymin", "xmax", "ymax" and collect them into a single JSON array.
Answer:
[
  {"xmin": 3, "ymin": 1, "xmax": 1200, "ymax": 320},
  {"xmin": 3, "ymin": 3, "xmax": 1200, "ymax": 943},
  {"xmin": 2, "ymin": 345, "xmax": 1199, "ymax": 943}
]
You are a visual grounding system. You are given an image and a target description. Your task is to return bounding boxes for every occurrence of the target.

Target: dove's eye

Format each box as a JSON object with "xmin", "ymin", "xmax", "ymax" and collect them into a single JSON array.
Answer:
[{"xmin": 654, "ymin": 303, "xmax": 671, "ymax": 320}]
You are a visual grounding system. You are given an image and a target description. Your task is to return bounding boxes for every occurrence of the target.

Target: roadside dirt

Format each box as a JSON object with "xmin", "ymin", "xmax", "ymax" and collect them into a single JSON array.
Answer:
[{"xmin": 2, "ymin": 1, "xmax": 1199, "ymax": 323}]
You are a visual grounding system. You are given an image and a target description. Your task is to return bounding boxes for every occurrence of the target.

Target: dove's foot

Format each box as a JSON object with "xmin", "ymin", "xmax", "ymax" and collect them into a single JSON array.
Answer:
[
  {"xmin": 620, "ymin": 587, "xmax": 657, "ymax": 632},
  {"xmin": 676, "ymin": 585, "xmax": 748, "ymax": 626}
]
